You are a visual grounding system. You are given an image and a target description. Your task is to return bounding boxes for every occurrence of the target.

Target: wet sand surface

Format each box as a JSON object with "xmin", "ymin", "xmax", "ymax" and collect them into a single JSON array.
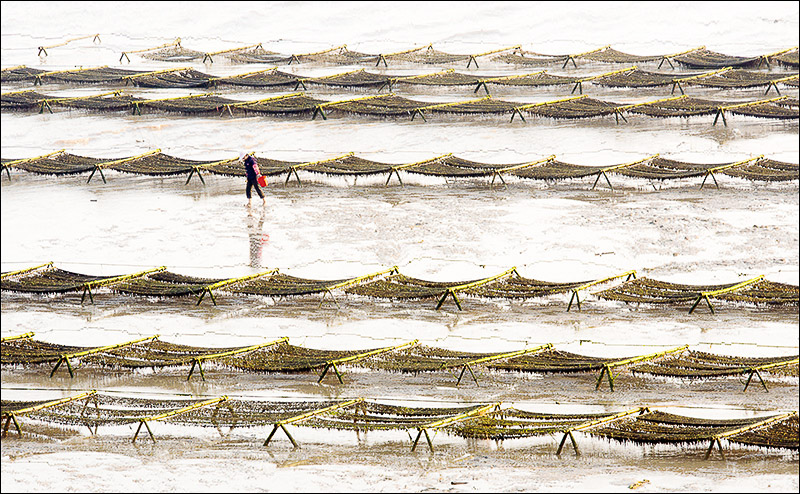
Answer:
[{"xmin": 2, "ymin": 2, "xmax": 799, "ymax": 491}]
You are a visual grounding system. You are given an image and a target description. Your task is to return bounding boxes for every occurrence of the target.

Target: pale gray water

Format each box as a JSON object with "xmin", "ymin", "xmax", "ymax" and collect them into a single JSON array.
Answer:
[{"xmin": 2, "ymin": 1, "xmax": 799, "ymax": 492}]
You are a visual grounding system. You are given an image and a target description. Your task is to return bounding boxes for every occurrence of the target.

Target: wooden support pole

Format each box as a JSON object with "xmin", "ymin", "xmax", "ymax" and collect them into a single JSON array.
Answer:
[
  {"xmin": 132, "ymin": 396, "xmax": 230, "ymax": 443},
  {"xmin": 263, "ymin": 398, "xmax": 364, "ymax": 447},
  {"xmin": 50, "ymin": 335, "xmax": 160, "ymax": 378},
  {"xmin": 594, "ymin": 345, "xmax": 689, "ymax": 391},
  {"xmin": 567, "ymin": 269, "xmax": 639, "ymax": 310},
  {"xmin": 1, "ymin": 391, "xmax": 97, "ymax": 437},
  {"xmin": 0, "ymin": 262, "xmax": 55, "ymax": 280},
  {"xmin": 79, "ymin": 265, "xmax": 166, "ymax": 303},
  {"xmin": 316, "ymin": 340, "xmax": 418, "ymax": 383},
  {"xmin": 411, "ymin": 403, "xmax": 500, "ymax": 452},
  {"xmin": 434, "ymin": 267, "xmax": 518, "ymax": 310},
  {"xmin": 196, "ymin": 268, "xmax": 279, "ymax": 306},
  {"xmin": 689, "ymin": 276, "xmax": 764, "ymax": 314},
  {"xmin": 556, "ymin": 407, "xmax": 649, "ymax": 457},
  {"xmin": 183, "ymin": 337, "xmax": 289, "ymax": 381}
]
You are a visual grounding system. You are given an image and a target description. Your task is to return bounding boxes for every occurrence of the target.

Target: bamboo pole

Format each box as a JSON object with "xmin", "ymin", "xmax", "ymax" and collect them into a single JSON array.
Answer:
[
  {"xmin": 704, "ymin": 412, "xmax": 797, "ymax": 460},
  {"xmin": 185, "ymin": 155, "xmax": 239, "ymax": 184},
  {"xmin": 50, "ymin": 335, "xmax": 160, "ymax": 378},
  {"xmin": 717, "ymin": 95, "xmax": 790, "ymax": 110},
  {"xmin": 556, "ymin": 407, "xmax": 649, "ymax": 456},
  {"xmin": 375, "ymin": 45, "xmax": 429, "ymax": 67},
  {"xmin": 3, "ymin": 150, "xmax": 66, "ymax": 180},
  {"xmin": 263, "ymin": 398, "xmax": 364, "ymax": 447},
  {"xmin": 742, "ymin": 358, "xmax": 799, "ymax": 392},
  {"xmin": 657, "ymin": 45, "xmax": 705, "ymax": 69},
  {"xmin": 411, "ymin": 403, "xmax": 500, "ymax": 452},
  {"xmin": 410, "ymin": 95, "xmax": 492, "ymax": 122},
  {"xmin": 689, "ymin": 275, "xmax": 765, "ymax": 314},
  {"xmin": 196, "ymin": 268, "xmax": 280, "ymax": 306},
  {"xmin": 33, "ymin": 65, "xmax": 109, "ymax": 86},
  {"xmin": 474, "ymin": 70, "xmax": 547, "ymax": 95},
  {"xmin": 0, "ymin": 332, "xmax": 35, "ymax": 342},
  {"xmin": 38, "ymin": 34, "xmax": 100, "ymax": 56},
  {"xmin": 121, "ymin": 66, "xmax": 193, "ymax": 84},
  {"xmin": 572, "ymin": 66, "xmax": 637, "ymax": 95},
  {"xmin": 132, "ymin": 396, "xmax": 230, "ymax": 443},
  {"xmin": 567, "ymin": 269, "xmax": 638, "ymax": 311},
  {"xmin": 289, "ymin": 45, "xmax": 347, "ymax": 65},
  {"xmin": 183, "ymin": 337, "xmax": 290, "ymax": 381},
  {"xmin": 223, "ymin": 92, "xmax": 306, "ymax": 116},
  {"xmin": 443, "ymin": 343, "xmax": 553, "ymax": 386},
  {"xmin": 208, "ymin": 66, "xmax": 279, "ymax": 85},
  {"xmin": 39, "ymin": 90, "xmax": 124, "ymax": 114},
  {"xmin": 436, "ymin": 267, "xmax": 519, "ymax": 311},
  {"xmin": 2, "ymin": 391, "xmax": 97, "ymax": 437},
  {"xmin": 132, "ymin": 92, "xmax": 218, "ymax": 115},
  {"xmin": 671, "ymin": 67, "xmax": 732, "ymax": 94},
  {"xmin": 765, "ymin": 74, "xmax": 799, "ymax": 95},
  {"xmin": 384, "ymin": 69, "xmax": 455, "ymax": 92},
  {"xmin": 511, "ymin": 95, "xmax": 587, "ymax": 122},
  {"xmin": 612, "ymin": 94, "xmax": 691, "ymax": 124},
  {"xmin": 203, "ymin": 43, "xmax": 262, "ymax": 63},
  {"xmin": 713, "ymin": 96, "xmax": 788, "ymax": 127},
  {"xmin": 490, "ymin": 155, "xmax": 556, "ymax": 186},
  {"xmin": 285, "ymin": 152, "xmax": 355, "ymax": 185},
  {"xmin": 385, "ymin": 154, "xmax": 453, "ymax": 186},
  {"xmin": 595, "ymin": 345, "xmax": 689, "ymax": 391},
  {"xmin": 467, "ymin": 46, "xmax": 521, "ymax": 68},
  {"xmin": 563, "ymin": 45, "xmax": 610, "ymax": 68},
  {"xmin": 319, "ymin": 266, "xmax": 400, "ymax": 307},
  {"xmin": 79, "ymin": 266, "xmax": 166, "ymax": 303},
  {"xmin": 312, "ymin": 93, "xmax": 394, "ymax": 120},
  {"xmin": 0, "ymin": 262, "xmax": 54, "ymax": 280},
  {"xmin": 590, "ymin": 154, "xmax": 660, "ymax": 191},
  {"xmin": 318, "ymin": 340, "xmax": 419, "ymax": 383},
  {"xmin": 120, "ymin": 39, "xmax": 181, "ymax": 62},
  {"xmin": 86, "ymin": 149, "xmax": 162, "ymax": 184},
  {"xmin": 699, "ymin": 155, "xmax": 763, "ymax": 189},
  {"xmin": 758, "ymin": 46, "xmax": 799, "ymax": 67}
]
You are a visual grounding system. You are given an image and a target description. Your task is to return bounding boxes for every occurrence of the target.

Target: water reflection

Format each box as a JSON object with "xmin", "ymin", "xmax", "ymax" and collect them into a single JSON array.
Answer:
[{"xmin": 246, "ymin": 206, "xmax": 268, "ymax": 268}]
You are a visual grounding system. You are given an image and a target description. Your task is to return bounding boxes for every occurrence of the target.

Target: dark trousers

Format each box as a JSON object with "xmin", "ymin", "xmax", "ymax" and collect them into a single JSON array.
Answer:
[{"xmin": 246, "ymin": 175, "xmax": 264, "ymax": 199}]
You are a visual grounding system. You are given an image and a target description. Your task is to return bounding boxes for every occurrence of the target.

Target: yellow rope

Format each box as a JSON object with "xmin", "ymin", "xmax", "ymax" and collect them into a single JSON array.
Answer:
[
  {"xmin": 81, "ymin": 266, "xmax": 167, "ymax": 290},
  {"xmin": 0, "ymin": 262, "xmax": 55, "ymax": 279},
  {"xmin": 121, "ymin": 39, "xmax": 181, "ymax": 55},
  {"xmin": 4, "ymin": 151, "xmax": 65, "ymax": 167},
  {"xmin": 704, "ymin": 155, "xmax": 764, "ymax": 174},
  {"xmin": 701, "ymin": 275, "xmax": 764, "ymax": 297},
  {"xmin": 514, "ymin": 94, "xmax": 587, "ymax": 111},
  {"xmin": 0, "ymin": 332, "xmax": 35, "ymax": 342},
  {"xmin": 93, "ymin": 149, "xmax": 162, "ymax": 170},
  {"xmin": 715, "ymin": 411, "xmax": 797, "ymax": 440},
  {"xmin": 718, "ymin": 96, "xmax": 788, "ymax": 111},
  {"xmin": 4, "ymin": 391, "xmax": 97, "ymax": 417}
]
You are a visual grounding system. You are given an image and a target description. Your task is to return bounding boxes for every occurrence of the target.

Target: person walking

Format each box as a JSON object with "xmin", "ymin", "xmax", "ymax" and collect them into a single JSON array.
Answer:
[{"xmin": 241, "ymin": 151, "xmax": 266, "ymax": 207}]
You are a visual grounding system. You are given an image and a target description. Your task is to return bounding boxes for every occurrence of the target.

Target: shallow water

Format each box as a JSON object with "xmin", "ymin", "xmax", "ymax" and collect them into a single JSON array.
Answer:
[{"xmin": 2, "ymin": 1, "xmax": 799, "ymax": 492}]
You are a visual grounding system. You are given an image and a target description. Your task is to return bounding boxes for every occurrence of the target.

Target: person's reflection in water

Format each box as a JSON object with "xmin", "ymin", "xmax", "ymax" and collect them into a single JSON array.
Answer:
[{"xmin": 246, "ymin": 206, "xmax": 268, "ymax": 268}]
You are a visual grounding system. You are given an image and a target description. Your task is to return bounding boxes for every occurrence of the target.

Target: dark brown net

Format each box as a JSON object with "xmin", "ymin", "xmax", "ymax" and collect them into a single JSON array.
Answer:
[
  {"xmin": 215, "ymin": 69, "xmax": 299, "ymax": 88},
  {"xmin": 590, "ymin": 410, "xmax": 788, "ymax": 444},
  {"xmin": 674, "ymin": 48, "xmax": 763, "ymax": 69},
  {"xmin": 579, "ymin": 47, "xmax": 664, "ymax": 63},
  {"xmin": 127, "ymin": 69, "xmax": 213, "ymax": 88},
  {"xmin": 628, "ymin": 97, "xmax": 721, "ymax": 117},
  {"xmin": 721, "ymin": 158, "xmax": 799, "ymax": 181},
  {"xmin": 631, "ymin": 350, "xmax": 799, "ymax": 378},
  {"xmin": 225, "ymin": 273, "xmax": 352, "ymax": 297},
  {"xmin": 523, "ymin": 97, "xmax": 622, "ymax": 119},
  {"xmin": 1, "ymin": 267, "xmax": 116, "ymax": 294},
  {"xmin": 140, "ymin": 45, "xmax": 205, "ymax": 62}
]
